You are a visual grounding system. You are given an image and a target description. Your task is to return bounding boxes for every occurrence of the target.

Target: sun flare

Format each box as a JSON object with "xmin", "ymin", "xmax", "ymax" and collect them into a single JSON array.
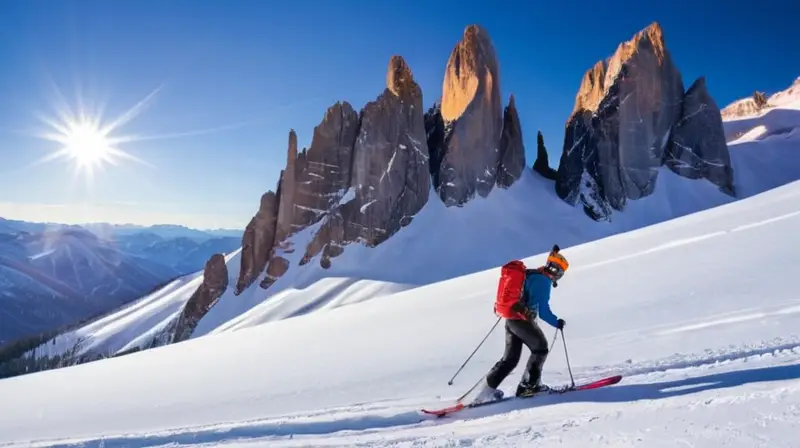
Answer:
[
  {"xmin": 62, "ymin": 121, "xmax": 114, "ymax": 168},
  {"xmin": 30, "ymin": 83, "xmax": 160, "ymax": 184},
  {"xmin": 37, "ymin": 115, "xmax": 142, "ymax": 183},
  {"xmin": 29, "ymin": 80, "xmax": 259, "ymax": 186}
]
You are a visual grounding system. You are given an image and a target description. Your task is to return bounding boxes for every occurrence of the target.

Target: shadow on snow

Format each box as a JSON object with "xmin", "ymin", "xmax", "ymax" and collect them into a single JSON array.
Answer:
[{"xmin": 42, "ymin": 362, "xmax": 800, "ymax": 448}]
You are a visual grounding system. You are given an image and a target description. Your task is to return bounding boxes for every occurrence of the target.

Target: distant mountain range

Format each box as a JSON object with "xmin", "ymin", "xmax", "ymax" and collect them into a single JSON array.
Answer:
[
  {"xmin": 0, "ymin": 219, "xmax": 243, "ymax": 240},
  {"xmin": 0, "ymin": 219, "xmax": 242, "ymax": 345}
]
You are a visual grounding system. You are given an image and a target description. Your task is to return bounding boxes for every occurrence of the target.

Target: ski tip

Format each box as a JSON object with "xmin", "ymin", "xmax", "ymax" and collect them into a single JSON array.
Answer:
[
  {"xmin": 576, "ymin": 374, "xmax": 623, "ymax": 391},
  {"xmin": 421, "ymin": 403, "xmax": 464, "ymax": 417}
]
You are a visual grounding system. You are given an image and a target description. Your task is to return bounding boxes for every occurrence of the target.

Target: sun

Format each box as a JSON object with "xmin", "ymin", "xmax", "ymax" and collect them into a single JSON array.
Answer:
[
  {"xmin": 62, "ymin": 121, "xmax": 114, "ymax": 168},
  {"xmin": 28, "ymin": 80, "xmax": 259, "ymax": 186},
  {"xmin": 30, "ymin": 84, "xmax": 160, "ymax": 184},
  {"xmin": 36, "ymin": 114, "xmax": 141, "ymax": 182}
]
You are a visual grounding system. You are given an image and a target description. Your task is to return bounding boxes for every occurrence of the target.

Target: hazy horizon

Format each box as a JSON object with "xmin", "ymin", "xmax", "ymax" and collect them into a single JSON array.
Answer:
[{"xmin": 0, "ymin": 203, "xmax": 244, "ymax": 232}]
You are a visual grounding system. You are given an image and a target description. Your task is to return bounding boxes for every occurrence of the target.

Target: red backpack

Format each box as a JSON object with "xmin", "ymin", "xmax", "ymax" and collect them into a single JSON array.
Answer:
[{"xmin": 494, "ymin": 260, "xmax": 528, "ymax": 320}]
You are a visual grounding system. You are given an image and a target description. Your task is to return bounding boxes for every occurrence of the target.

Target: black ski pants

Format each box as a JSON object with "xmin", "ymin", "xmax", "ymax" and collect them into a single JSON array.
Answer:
[{"xmin": 485, "ymin": 318, "xmax": 549, "ymax": 389}]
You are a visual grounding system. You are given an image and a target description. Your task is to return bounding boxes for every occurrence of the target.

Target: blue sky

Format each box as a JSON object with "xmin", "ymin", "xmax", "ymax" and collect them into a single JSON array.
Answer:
[{"xmin": 1, "ymin": 0, "xmax": 798, "ymax": 230}]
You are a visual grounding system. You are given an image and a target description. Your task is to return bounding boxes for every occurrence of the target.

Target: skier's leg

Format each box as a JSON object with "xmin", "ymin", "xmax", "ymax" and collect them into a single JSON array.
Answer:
[
  {"xmin": 506, "ymin": 319, "xmax": 549, "ymax": 396},
  {"xmin": 472, "ymin": 322, "xmax": 522, "ymax": 404},
  {"xmin": 485, "ymin": 321, "xmax": 523, "ymax": 389},
  {"xmin": 522, "ymin": 320, "xmax": 550, "ymax": 386}
]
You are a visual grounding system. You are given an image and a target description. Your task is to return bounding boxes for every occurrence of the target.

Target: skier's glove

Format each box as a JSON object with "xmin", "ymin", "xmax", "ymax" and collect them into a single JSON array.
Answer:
[
  {"xmin": 511, "ymin": 301, "xmax": 529, "ymax": 316},
  {"xmin": 557, "ymin": 318, "xmax": 566, "ymax": 329}
]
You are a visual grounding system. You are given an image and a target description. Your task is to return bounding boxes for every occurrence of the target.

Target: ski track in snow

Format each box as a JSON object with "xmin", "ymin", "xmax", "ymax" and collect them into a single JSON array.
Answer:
[{"xmin": 13, "ymin": 341, "xmax": 800, "ymax": 448}]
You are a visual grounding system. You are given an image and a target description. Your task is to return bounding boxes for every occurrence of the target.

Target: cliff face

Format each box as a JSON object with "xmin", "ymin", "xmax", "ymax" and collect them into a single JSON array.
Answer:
[
  {"xmin": 185, "ymin": 21, "xmax": 734, "ymax": 340},
  {"xmin": 235, "ymin": 192, "xmax": 278, "ymax": 294},
  {"xmin": 223, "ymin": 25, "xmax": 533, "ymax": 302},
  {"xmin": 532, "ymin": 131, "xmax": 558, "ymax": 181},
  {"xmin": 219, "ymin": 54, "xmax": 437, "ymax": 293},
  {"xmin": 262, "ymin": 103, "xmax": 360, "ymax": 288},
  {"xmin": 433, "ymin": 25, "xmax": 506, "ymax": 205},
  {"xmin": 496, "ymin": 95, "xmax": 526, "ymax": 188},
  {"xmin": 302, "ymin": 55, "xmax": 431, "ymax": 267},
  {"xmin": 664, "ymin": 76, "xmax": 735, "ymax": 195},
  {"xmin": 555, "ymin": 22, "xmax": 734, "ymax": 220},
  {"xmin": 172, "ymin": 254, "xmax": 228, "ymax": 343}
]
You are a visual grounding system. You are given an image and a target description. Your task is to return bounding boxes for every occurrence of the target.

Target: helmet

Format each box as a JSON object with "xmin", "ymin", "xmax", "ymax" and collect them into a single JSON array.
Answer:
[{"xmin": 543, "ymin": 244, "xmax": 568, "ymax": 285}]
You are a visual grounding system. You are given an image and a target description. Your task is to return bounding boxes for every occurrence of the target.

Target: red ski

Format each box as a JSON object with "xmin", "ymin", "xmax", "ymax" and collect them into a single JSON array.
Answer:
[{"xmin": 421, "ymin": 374, "xmax": 622, "ymax": 417}]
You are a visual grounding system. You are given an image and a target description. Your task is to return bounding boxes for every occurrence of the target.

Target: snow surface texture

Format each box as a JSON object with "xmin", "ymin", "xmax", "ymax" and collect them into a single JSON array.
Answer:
[
  {"xmin": 25, "ymin": 83, "xmax": 800, "ymax": 361},
  {"xmin": 1, "ymin": 175, "xmax": 799, "ymax": 447}
]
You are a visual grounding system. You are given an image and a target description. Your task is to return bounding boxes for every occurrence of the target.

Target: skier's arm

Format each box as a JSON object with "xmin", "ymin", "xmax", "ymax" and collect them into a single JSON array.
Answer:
[{"xmin": 538, "ymin": 293, "xmax": 560, "ymax": 328}]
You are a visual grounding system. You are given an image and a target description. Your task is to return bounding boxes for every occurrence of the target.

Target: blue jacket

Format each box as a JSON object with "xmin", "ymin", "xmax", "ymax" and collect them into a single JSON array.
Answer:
[{"xmin": 521, "ymin": 270, "xmax": 560, "ymax": 328}]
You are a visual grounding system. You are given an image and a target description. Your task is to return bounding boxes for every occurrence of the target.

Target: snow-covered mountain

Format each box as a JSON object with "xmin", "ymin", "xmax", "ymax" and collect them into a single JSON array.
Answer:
[
  {"xmin": 2, "ymin": 164, "xmax": 799, "ymax": 446},
  {"xmin": 81, "ymin": 222, "xmax": 243, "ymax": 241},
  {"xmin": 0, "ymin": 217, "xmax": 50, "ymax": 235},
  {"xmin": 106, "ymin": 233, "xmax": 241, "ymax": 273},
  {"xmin": 721, "ymin": 77, "xmax": 800, "ymax": 121},
  {"xmin": 0, "ymin": 219, "xmax": 243, "ymax": 243},
  {"xmin": 8, "ymin": 22, "xmax": 800, "ymax": 377},
  {"xmin": 0, "ymin": 223, "xmax": 239, "ymax": 346},
  {"xmin": 0, "ymin": 228, "xmax": 183, "ymax": 345}
]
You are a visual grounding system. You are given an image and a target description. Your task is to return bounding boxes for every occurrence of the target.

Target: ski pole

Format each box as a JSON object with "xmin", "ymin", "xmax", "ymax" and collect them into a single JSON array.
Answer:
[
  {"xmin": 448, "ymin": 316, "xmax": 501, "ymax": 386},
  {"xmin": 560, "ymin": 328, "xmax": 575, "ymax": 388},
  {"xmin": 549, "ymin": 327, "xmax": 558, "ymax": 353},
  {"xmin": 456, "ymin": 373, "xmax": 486, "ymax": 402}
]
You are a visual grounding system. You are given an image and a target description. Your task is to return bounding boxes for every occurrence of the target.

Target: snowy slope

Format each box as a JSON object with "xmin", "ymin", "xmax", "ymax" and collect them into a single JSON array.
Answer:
[
  {"xmin": 29, "ymin": 143, "xmax": 796, "ymax": 358},
  {"xmin": 1, "ymin": 175, "xmax": 799, "ymax": 447},
  {"xmin": 22, "ymin": 165, "xmax": 736, "ymax": 360},
  {"xmin": 723, "ymin": 79, "xmax": 800, "ymax": 196}
]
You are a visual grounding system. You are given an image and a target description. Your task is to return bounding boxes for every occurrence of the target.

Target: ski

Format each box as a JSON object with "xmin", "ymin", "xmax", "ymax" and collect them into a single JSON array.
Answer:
[{"xmin": 421, "ymin": 374, "xmax": 622, "ymax": 417}]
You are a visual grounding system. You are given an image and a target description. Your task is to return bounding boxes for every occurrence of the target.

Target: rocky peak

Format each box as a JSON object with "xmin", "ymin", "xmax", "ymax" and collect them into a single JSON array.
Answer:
[
  {"xmin": 423, "ymin": 102, "xmax": 446, "ymax": 186},
  {"xmin": 496, "ymin": 94, "xmax": 525, "ymax": 188},
  {"xmin": 664, "ymin": 76, "xmax": 734, "ymax": 195},
  {"xmin": 172, "ymin": 253, "xmax": 229, "ymax": 342},
  {"xmin": 440, "ymin": 25, "xmax": 499, "ymax": 121},
  {"xmin": 235, "ymin": 191, "xmax": 278, "ymax": 294},
  {"xmin": 532, "ymin": 131, "xmax": 558, "ymax": 181},
  {"xmin": 303, "ymin": 55, "xmax": 431, "ymax": 267},
  {"xmin": 573, "ymin": 60, "xmax": 607, "ymax": 113},
  {"xmin": 275, "ymin": 129, "xmax": 298, "ymax": 243},
  {"xmin": 615, "ymin": 22, "xmax": 666, "ymax": 64},
  {"xmin": 721, "ymin": 97, "xmax": 765, "ymax": 120},
  {"xmin": 556, "ymin": 21, "xmax": 688, "ymax": 220},
  {"xmin": 602, "ymin": 22, "xmax": 667, "ymax": 88},
  {"xmin": 436, "ymin": 24, "xmax": 504, "ymax": 205},
  {"xmin": 263, "ymin": 102, "xmax": 360, "ymax": 288},
  {"xmin": 387, "ymin": 55, "xmax": 419, "ymax": 100}
]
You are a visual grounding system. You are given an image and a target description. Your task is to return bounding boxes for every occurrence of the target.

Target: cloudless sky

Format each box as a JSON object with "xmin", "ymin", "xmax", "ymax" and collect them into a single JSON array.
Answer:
[{"xmin": 1, "ymin": 0, "xmax": 798, "ymax": 230}]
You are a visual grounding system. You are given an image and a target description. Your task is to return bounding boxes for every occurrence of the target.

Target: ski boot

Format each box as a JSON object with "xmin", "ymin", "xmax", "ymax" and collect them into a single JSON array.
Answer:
[
  {"xmin": 471, "ymin": 380, "xmax": 505, "ymax": 405},
  {"xmin": 515, "ymin": 380, "xmax": 551, "ymax": 398}
]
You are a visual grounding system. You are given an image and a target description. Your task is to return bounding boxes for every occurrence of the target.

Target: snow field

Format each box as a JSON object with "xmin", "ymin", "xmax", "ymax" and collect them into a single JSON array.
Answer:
[{"xmin": 0, "ymin": 177, "xmax": 798, "ymax": 447}]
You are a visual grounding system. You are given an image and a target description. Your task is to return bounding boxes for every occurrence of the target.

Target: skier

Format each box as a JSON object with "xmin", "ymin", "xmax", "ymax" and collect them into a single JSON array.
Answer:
[{"xmin": 473, "ymin": 245, "xmax": 569, "ymax": 404}]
